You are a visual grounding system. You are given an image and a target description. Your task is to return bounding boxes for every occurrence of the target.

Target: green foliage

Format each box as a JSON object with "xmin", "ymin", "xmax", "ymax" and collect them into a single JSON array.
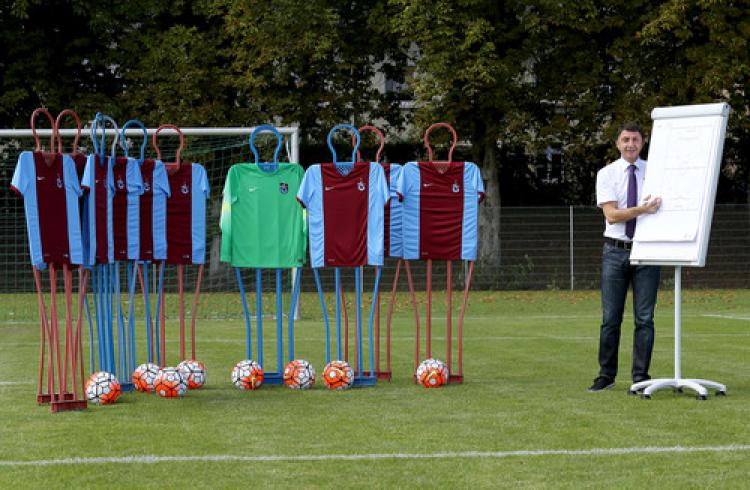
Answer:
[
  {"xmin": 1, "ymin": 1, "xmax": 750, "ymax": 202},
  {"xmin": 205, "ymin": 0, "xmax": 409, "ymax": 138},
  {"xmin": 0, "ymin": 0, "xmax": 409, "ymax": 135}
]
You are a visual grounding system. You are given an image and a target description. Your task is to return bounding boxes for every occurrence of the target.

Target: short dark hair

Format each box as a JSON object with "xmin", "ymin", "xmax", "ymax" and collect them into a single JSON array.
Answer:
[{"xmin": 617, "ymin": 122, "xmax": 644, "ymax": 139}]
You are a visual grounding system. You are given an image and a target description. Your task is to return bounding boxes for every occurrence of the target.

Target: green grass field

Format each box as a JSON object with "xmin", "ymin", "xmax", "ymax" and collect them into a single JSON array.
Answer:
[{"xmin": 1, "ymin": 289, "xmax": 748, "ymax": 488}]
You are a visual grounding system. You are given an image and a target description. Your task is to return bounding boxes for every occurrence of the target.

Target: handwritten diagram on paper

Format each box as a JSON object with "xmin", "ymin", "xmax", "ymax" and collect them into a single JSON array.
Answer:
[{"xmin": 635, "ymin": 119, "xmax": 715, "ymax": 242}]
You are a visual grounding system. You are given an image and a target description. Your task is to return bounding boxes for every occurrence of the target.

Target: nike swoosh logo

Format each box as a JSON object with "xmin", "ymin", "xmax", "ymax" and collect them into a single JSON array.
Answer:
[
  {"xmin": 37, "ymin": 176, "xmax": 45, "ymax": 181},
  {"xmin": 325, "ymin": 186, "xmax": 336, "ymax": 191},
  {"xmin": 248, "ymin": 187, "xmax": 258, "ymax": 193},
  {"xmin": 422, "ymin": 183, "xmax": 433, "ymax": 187}
]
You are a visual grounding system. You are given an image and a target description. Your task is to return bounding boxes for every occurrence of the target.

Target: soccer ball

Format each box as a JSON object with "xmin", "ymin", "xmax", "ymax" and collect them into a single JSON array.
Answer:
[
  {"xmin": 154, "ymin": 367, "xmax": 188, "ymax": 398},
  {"xmin": 85, "ymin": 371, "xmax": 121, "ymax": 405},
  {"xmin": 283, "ymin": 359, "xmax": 315, "ymax": 390},
  {"xmin": 322, "ymin": 360, "xmax": 354, "ymax": 390},
  {"xmin": 177, "ymin": 359, "xmax": 207, "ymax": 389},
  {"xmin": 132, "ymin": 363, "xmax": 160, "ymax": 393},
  {"xmin": 416, "ymin": 358, "xmax": 449, "ymax": 388},
  {"xmin": 231, "ymin": 359, "xmax": 264, "ymax": 391}
]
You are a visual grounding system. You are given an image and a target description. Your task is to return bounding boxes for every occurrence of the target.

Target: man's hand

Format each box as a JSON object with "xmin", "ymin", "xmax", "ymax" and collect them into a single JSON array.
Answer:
[{"xmin": 640, "ymin": 194, "xmax": 661, "ymax": 214}]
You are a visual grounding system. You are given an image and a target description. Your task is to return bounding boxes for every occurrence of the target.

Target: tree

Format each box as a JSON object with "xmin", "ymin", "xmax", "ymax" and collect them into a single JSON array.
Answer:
[
  {"xmin": 204, "ymin": 0, "xmax": 410, "ymax": 140},
  {"xmin": 637, "ymin": 0, "xmax": 750, "ymax": 202},
  {"xmin": 0, "ymin": 1, "xmax": 234, "ymax": 129},
  {"xmin": 390, "ymin": 0, "xmax": 535, "ymax": 266}
]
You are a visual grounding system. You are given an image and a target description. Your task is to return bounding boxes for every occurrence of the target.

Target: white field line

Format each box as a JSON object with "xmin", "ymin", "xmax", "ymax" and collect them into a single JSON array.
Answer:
[
  {"xmin": 702, "ymin": 314, "xmax": 750, "ymax": 321},
  {"xmin": 1, "ymin": 444, "xmax": 749, "ymax": 467},
  {"xmin": 0, "ymin": 381, "xmax": 33, "ymax": 386}
]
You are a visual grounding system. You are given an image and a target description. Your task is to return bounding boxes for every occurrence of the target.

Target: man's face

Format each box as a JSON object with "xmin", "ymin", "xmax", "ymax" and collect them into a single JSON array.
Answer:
[{"xmin": 616, "ymin": 130, "xmax": 643, "ymax": 164}]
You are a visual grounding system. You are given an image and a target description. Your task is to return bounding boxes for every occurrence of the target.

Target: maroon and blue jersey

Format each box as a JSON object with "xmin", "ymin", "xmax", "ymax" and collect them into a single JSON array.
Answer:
[
  {"xmin": 297, "ymin": 162, "xmax": 389, "ymax": 268},
  {"xmin": 165, "ymin": 162, "xmax": 209, "ymax": 265},
  {"xmin": 137, "ymin": 159, "xmax": 170, "ymax": 262},
  {"xmin": 11, "ymin": 151, "xmax": 84, "ymax": 268},
  {"xmin": 112, "ymin": 156, "xmax": 144, "ymax": 261},
  {"xmin": 81, "ymin": 154, "xmax": 115, "ymax": 265},
  {"xmin": 396, "ymin": 161, "xmax": 485, "ymax": 261}
]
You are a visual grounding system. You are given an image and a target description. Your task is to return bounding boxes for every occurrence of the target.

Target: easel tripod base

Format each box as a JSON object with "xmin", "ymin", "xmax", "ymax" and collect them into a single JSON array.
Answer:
[{"xmin": 629, "ymin": 378, "xmax": 727, "ymax": 400}]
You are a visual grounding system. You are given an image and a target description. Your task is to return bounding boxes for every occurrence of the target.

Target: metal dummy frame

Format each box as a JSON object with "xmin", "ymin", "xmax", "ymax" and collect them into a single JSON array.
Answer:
[
  {"xmin": 311, "ymin": 123, "xmax": 381, "ymax": 387},
  {"xmin": 152, "ymin": 124, "xmax": 204, "ymax": 368},
  {"xmin": 235, "ymin": 124, "xmax": 302, "ymax": 384},
  {"xmin": 407, "ymin": 122, "xmax": 474, "ymax": 384},
  {"xmin": 88, "ymin": 113, "xmax": 135, "ymax": 392},
  {"xmin": 29, "ymin": 107, "xmax": 88, "ymax": 412},
  {"xmin": 55, "ymin": 108, "xmax": 94, "ymax": 400},
  {"xmin": 350, "ymin": 125, "xmax": 393, "ymax": 381},
  {"xmin": 120, "ymin": 119, "xmax": 158, "ymax": 368},
  {"xmin": 104, "ymin": 117, "xmax": 144, "ymax": 392}
]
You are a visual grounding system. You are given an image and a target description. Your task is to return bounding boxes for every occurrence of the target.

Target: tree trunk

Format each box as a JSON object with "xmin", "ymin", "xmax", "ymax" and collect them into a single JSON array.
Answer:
[{"xmin": 478, "ymin": 142, "xmax": 501, "ymax": 268}]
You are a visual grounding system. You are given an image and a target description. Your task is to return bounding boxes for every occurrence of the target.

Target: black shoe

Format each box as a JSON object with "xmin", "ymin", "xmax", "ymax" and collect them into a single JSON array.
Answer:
[{"xmin": 588, "ymin": 376, "xmax": 615, "ymax": 392}]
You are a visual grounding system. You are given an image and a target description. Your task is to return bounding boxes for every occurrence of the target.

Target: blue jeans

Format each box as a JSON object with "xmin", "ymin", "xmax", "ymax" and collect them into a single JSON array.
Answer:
[{"xmin": 598, "ymin": 243, "xmax": 660, "ymax": 381}]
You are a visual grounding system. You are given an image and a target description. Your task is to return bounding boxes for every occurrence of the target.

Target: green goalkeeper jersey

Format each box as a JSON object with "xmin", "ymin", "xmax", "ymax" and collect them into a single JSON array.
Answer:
[{"xmin": 220, "ymin": 163, "xmax": 307, "ymax": 268}]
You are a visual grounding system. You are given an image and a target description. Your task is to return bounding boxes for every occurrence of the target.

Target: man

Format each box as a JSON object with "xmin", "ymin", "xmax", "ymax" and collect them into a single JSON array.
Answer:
[{"xmin": 589, "ymin": 122, "xmax": 662, "ymax": 392}]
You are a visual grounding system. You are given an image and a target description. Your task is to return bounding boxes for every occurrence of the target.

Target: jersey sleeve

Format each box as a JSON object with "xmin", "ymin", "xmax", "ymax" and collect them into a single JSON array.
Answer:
[
  {"xmin": 219, "ymin": 169, "xmax": 233, "ymax": 263},
  {"xmin": 196, "ymin": 164, "xmax": 210, "ymax": 199},
  {"xmin": 372, "ymin": 162, "xmax": 389, "ymax": 206},
  {"xmin": 395, "ymin": 162, "xmax": 416, "ymax": 202},
  {"xmin": 63, "ymin": 155, "xmax": 83, "ymax": 197},
  {"xmin": 81, "ymin": 155, "xmax": 94, "ymax": 191},
  {"xmin": 107, "ymin": 157, "xmax": 116, "ymax": 194},
  {"xmin": 388, "ymin": 164, "xmax": 402, "ymax": 200},
  {"xmin": 467, "ymin": 162, "xmax": 485, "ymax": 203},
  {"xmin": 127, "ymin": 159, "xmax": 144, "ymax": 195},
  {"xmin": 596, "ymin": 166, "xmax": 617, "ymax": 207},
  {"xmin": 297, "ymin": 165, "xmax": 319, "ymax": 208},
  {"xmin": 10, "ymin": 151, "xmax": 33, "ymax": 197},
  {"xmin": 154, "ymin": 161, "xmax": 171, "ymax": 197},
  {"xmin": 224, "ymin": 166, "xmax": 239, "ymax": 205}
]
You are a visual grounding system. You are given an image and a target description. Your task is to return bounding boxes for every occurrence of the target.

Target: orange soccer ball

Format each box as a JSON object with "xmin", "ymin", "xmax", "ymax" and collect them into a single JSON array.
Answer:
[
  {"xmin": 322, "ymin": 360, "xmax": 354, "ymax": 390},
  {"xmin": 415, "ymin": 358, "xmax": 449, "ymax": 388},
  {"xmin": 283, "ymin": 359, "xmax": 316, "ymax": 390},
  {"xmin": 231, "ymin": 360, "xmax": 264, "ymax": 391},
  {"xmin": 132, "ymin": 363, "xmax": 160, "ymax": 393},
  {"xmin": 85, "ymin": 371, "xmax": 121, "ymax": 405},
  {"xmin": 154, "ymin": 367, "xmax": 188, "ymax": 398},
  {"xmin": 177, "ymin": 360, "xmax": 207, "ymax": 389}
]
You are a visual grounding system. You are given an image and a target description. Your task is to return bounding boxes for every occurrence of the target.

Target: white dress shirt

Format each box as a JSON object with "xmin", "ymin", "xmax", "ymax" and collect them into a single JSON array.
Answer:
[{"xmin": 596, "ymin": 157, "xmax": 646, "ymax": 242}]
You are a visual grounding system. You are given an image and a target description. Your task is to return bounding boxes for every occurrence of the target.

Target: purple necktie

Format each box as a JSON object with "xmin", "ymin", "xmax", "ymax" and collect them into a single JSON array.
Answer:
[{"xmin": 625, "ymin": 164, "xmax": 637, "ymax": 239}]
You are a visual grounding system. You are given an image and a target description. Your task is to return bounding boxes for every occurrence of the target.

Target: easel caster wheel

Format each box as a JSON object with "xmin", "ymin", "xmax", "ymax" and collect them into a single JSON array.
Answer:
[
  {"xmin": 717, "ymin": 390, "xmax": 727, "ymax": 396},
  {"xmin": 628, "ymin": 390, "xmax": 638, "ymax": 396},
  {"xmin": 697, "ymin": 394, "xmax": 707, "ymax": 401},
  {"xmin": 673, "ymin": 388, "xmax": 683, "ymax": 394},
  {"xmin": 641, "ymin": 394, "xmax": 651, "ymax": 400}
]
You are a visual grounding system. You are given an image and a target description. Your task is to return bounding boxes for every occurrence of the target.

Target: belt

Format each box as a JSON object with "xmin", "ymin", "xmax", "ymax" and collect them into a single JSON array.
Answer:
[{"xmin": 605, "ymin": 237, "xmax": 633, "ymax": 250}]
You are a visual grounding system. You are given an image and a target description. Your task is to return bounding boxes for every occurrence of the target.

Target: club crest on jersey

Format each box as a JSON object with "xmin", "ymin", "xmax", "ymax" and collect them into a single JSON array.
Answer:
[
  {"xmin": 117, "ymin": 177, "xmax": 125, "ymax": 190},
  {"xmin": 357, "ymin": 179, "xmax": 366, "ymax": 192},
  {"xmin": 143, "ymin": 180, "xmax": 151, "ymax": 192},
  {"xmin": 181, "ymin": 182, "xmax": 190, "ymax": 194},
  {"xmin": 452, "ymin": 181, "xmax": 460, "ymax": 193},
  {"xmin": 56, "ymin": 175, "xmax": 63, "ymax": 189},
  {"xmin": 279, "ymin": 182, "xmax": 289, "ymax": 194}
]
